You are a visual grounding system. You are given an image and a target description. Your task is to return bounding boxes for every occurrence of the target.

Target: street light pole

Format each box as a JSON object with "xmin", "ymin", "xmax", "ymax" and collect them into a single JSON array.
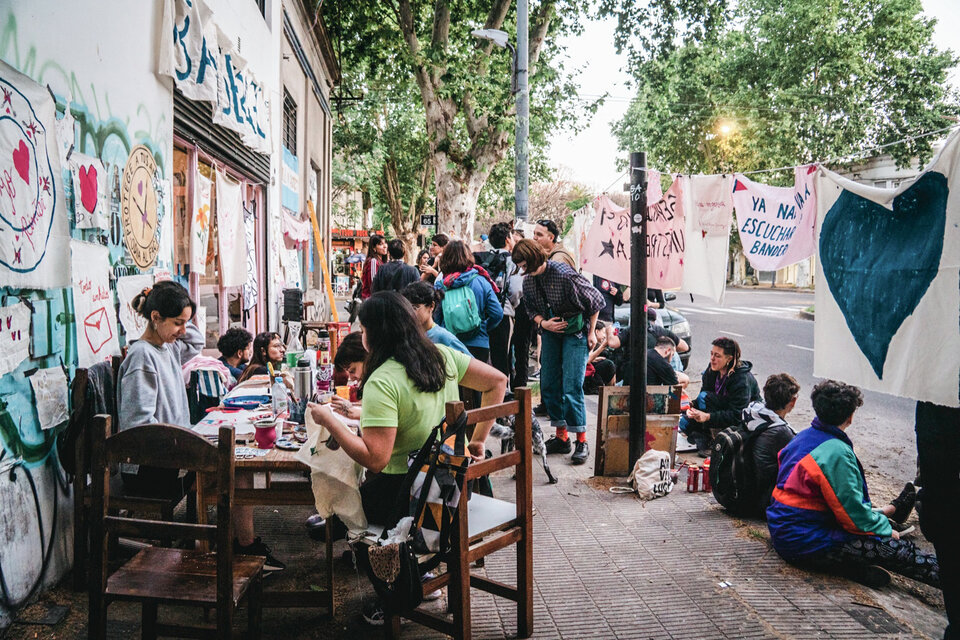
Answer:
[
  {"xmin": 629, "ymin": 151, "xmax": 648, "ymax": 471},
  {"xmin": 515, "ymin": 0, "xmax": 529, "ymax": 222}
]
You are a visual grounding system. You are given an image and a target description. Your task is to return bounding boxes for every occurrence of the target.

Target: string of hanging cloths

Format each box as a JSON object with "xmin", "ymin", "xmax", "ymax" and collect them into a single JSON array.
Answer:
[
  {"xmin": 581, "ymin": 120, "xmax": 960, "ymax": 411},
  {"xmin": 600, "ymin": 123, "xmax": 960, "ymax": 190}
]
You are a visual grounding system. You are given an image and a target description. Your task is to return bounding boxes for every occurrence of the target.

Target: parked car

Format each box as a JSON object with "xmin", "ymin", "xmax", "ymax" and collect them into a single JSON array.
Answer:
[{"xmin": 613, "ymin": 293, "xmax": 693, "ymax": 370}]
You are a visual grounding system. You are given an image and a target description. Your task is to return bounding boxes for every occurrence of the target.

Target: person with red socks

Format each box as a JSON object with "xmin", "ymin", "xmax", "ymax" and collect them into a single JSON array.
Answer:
[{"xmin": 512, "ymin": 239, "xmax": 604, "ymax": 465}]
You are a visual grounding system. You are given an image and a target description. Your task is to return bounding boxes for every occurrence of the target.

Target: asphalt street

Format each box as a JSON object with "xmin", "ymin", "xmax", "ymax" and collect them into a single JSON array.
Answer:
[{"xmin": 673, "ymin": 287, "xmax": 919, "ymax": 487}]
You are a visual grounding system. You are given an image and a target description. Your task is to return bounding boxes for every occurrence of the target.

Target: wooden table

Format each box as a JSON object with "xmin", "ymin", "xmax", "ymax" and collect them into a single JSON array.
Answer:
[{"xmin": 194, "ymin": 443, "xmax": 336, "ymax": 613}]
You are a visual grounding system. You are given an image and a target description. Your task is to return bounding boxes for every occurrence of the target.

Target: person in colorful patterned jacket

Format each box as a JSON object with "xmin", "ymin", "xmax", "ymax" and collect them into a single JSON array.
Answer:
[{"xmin": 767, "ymin": 380, "xmax": 938, "ymax": 589}]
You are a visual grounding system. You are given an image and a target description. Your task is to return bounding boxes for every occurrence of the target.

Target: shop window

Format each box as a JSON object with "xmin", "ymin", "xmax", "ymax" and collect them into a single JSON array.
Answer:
[{"xmin": 283, "ymin": 89, "xmax": 297, "ymax": 153}]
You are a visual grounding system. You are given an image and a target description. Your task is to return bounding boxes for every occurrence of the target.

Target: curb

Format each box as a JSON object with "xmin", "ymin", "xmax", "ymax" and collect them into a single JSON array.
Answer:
[{"xmin": 798, "ymin": 310, "xmax": 815, "ymax": 321}]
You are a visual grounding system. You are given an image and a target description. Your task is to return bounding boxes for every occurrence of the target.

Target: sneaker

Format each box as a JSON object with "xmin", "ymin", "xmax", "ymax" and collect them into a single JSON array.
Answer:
[
  {"xmin": 533, "ymin": 402, "xmax": 548, "ymax": 416},
  {"xmin": 697, "ymin": 445, "xmax": 711, "ymax": 459},
  {"xmin": 421, "ymin": 572, "xmax": 442, "ymax": 602},
  {"xmin": 889, "ymin": 482, "xmax": 916, "ymax": 524},
  {"xmin": 235, "ymin": 537, "xmax": 286, "ymax": 573},
  {"xmin": 362, "ymin": 599, "xmax": 386, "ymax": 626},
  {"xmin": 544, "ymin": 436, "xmax": 572, "ymax": 455},
  {"xmin": 845, "ymin": 564, "xmax": 891, "ymax": 589},
  {"xmin": 571, "ymin": 440, "xmax": 589, "ymax": 465},
  {"xmin": 529, "ymin": 369, "xmax": 541, "ymax": 381}
]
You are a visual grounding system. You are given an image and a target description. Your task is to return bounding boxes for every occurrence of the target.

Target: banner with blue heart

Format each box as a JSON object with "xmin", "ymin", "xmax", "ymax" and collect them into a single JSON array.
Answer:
[{"xmin": 815, "ymin": 131, "xmax": 960, "ymax": 408}]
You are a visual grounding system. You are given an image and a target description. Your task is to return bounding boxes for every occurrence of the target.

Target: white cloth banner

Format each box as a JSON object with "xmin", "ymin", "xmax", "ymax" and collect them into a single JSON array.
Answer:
[
  {"xmin": 0, "ymin": 302, "xmax": 30, "ymax": 376},
  {"xmin": 242, "ymin": 206, "xmax": 258, "ymax": 310},
  {"xmin": 116, "ymin": 274, "xmax": 154, "ymax": 338},
  {"xmin": 213, "ymin": 31, "xmax": 271, "ymax": 155},
  {"xmin": 216, "ymin": 170, "xmax": 247, "ymax": 287},
  {"xmin": 191, "ymin": 172, "xmax": 212, "ymax": 275},
  {"xmin": 158, "ymin": 0, "xmax": 220, "ymax": 103},
  {"xmin": 71, "ymin": 240, "xmax": 120, "ymax": 368},
  {"xmin": 563, "ymin": 205, "xmax": 594, "ymax": 270},
  {"xmin": 0, "ymin": 60, "xmax": 71, "ymax": 289},
  {"xmin": 732, "ymin": 165, "xmax": 818, "ymax": 271},
  {"xmin": 680, "ymin": 174, "xmax": 733, "ymax": 303},
  {"xmin": 814, "ymin": 132, "xmax": 960, "ymax": 408},
  {"xmin": 70, "ymin": 151, "xmax": 109, "ymax": 229},
  {"xmin": 30, "ymin": 366, "xmax": 68, "ymax": 430}
]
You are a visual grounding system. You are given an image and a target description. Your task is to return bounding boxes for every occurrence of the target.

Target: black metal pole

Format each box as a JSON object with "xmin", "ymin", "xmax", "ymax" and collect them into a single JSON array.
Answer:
[{"xmin": 629, "ymin": 152, "xmax": 648, "ymax": 471}]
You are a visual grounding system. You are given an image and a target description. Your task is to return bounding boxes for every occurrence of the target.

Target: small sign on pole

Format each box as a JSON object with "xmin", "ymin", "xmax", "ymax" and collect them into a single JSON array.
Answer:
[{"xmin": 420, "ymin": 214, "xmax": 437, "ymax": 227}]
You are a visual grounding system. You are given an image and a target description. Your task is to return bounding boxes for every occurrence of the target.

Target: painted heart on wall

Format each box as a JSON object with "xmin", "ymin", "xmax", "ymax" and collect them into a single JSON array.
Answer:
[
  {"xmin": 78, "ymin": 164, "xmax": 99, "ymax": 213},
  {"xmin": 12, "ymin": 139, "xmax": 30, "ymax": 184},
  {"xmin": 820, "ymin": 171, "xmax": 948, "ymax": 378}
]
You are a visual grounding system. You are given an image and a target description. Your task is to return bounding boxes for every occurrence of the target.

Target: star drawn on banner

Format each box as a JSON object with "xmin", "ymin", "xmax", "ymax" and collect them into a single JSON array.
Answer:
[{"xmin": 599, "ymin": 239, "xmax": 615, "ymax": 258}]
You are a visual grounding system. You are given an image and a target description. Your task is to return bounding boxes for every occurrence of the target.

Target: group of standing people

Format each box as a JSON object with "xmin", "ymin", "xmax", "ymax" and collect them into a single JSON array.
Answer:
[{"xmin": 358, "ymin": 219, "xmax": 608, "ymax": 467}]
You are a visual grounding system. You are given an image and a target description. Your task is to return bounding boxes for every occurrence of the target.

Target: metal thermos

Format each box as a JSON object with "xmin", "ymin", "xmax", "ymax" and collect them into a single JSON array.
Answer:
[{"xmin": 293, "ymin": 359, "xmax": 314, "ymax": 402}]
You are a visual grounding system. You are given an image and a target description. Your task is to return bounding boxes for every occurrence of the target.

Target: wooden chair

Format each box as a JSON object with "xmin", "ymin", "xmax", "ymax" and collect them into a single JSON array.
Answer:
[
  {"xmin": 88, "ymin": 417, "xmax": 264, "ymax": 639},
  {"xmin": 384, "ymin": 387, "xmax": 535, "ymax": 640},
  {"xmin": 71, "ymin": 361, "xmax": 194, "ymax": 591}
]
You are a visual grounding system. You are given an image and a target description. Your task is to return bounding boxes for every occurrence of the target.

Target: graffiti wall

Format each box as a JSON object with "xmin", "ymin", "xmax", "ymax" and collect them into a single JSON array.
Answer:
[{"xmin": 0, "ymin": 0, "xmax": 173, "ymax": 626}]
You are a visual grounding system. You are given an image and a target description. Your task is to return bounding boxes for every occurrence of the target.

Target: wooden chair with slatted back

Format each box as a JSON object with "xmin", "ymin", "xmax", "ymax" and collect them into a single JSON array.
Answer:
[
  {"xmin": 71, "ymin": 360, "xmax": 195, "ymax": 591},
  {"xmin": 87, "ymin": 417, "xmax": 264, "ymax": 639},
  {"xmin": 383, "ymin": 386, "xmax": 535, "ymax": 640}
]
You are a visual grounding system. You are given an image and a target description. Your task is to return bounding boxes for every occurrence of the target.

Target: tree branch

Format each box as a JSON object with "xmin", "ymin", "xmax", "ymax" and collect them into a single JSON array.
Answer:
[{"xmin": 528, "ymin": 0, "xmax": 555, "ymax": 74}]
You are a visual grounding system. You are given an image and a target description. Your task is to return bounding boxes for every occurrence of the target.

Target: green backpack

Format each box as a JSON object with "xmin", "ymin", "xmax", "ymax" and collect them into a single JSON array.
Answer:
[{"xmin": 442, "ymin": 274, "xmax": 482, "ymax": 337}]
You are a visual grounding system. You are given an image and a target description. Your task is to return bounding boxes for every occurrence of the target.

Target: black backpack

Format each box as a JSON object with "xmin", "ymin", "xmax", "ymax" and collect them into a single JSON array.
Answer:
[
  {"xmin": 473, "ymin": 250, "xmax": 510, "ymax": 304},
  {"xmin": 709, "ymin": 426, "xmax": 763, "ymax": 516}
]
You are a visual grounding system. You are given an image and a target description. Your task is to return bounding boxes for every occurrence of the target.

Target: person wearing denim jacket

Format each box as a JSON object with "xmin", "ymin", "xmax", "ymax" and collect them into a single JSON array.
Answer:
[{"xmin": 512, "ymin": 239, "xmax": 604, "ymax": 465}]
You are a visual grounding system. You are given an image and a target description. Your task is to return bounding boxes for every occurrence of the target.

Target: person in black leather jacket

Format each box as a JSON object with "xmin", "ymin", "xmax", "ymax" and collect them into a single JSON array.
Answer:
[
  {"xmin": 684, "ymin": 336, "xmax": 761, "ymax": 456},
  {"xmin": 743, "ymin": 373, "xmax": 800, "ymax": 517}
]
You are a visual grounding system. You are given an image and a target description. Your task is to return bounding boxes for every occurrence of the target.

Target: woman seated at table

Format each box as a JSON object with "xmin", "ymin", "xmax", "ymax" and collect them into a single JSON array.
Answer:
[
  {"xmin": 236, "ymin": 331, "xmax": 293, "ymax": 391},
  {"xmin": 119, "ymin": 288, "xmax": 285, "ymax": 572},
  {"xmin": 118, "ymin": 281, "xmax": 204, "ymax": 497},
  {"xmin": 400, "ymin": 281, "xmax": 471, "ymax": 355},
  {"xmin": 310, "ymin": 291, "xmax": 506, "ymax": 624},
  {"xmin": 309, "ymin": 292, "xmax": 506, "ymax": 525}
]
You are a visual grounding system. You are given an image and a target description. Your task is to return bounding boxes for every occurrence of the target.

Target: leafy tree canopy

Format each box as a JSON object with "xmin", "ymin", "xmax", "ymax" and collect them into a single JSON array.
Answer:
[
  {"xmin": 603, "ymin": 0, "xmax": 959, "ymax": 182},
  {"xmin": 325, "ymin": 0, "xmax": 596, "ymax": 240}
]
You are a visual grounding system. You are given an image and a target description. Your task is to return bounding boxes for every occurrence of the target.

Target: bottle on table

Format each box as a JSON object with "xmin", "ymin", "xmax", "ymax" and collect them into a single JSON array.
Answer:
[{"xmin": 272, "ymin": 376, "xmax": 288, "ymax": 418}]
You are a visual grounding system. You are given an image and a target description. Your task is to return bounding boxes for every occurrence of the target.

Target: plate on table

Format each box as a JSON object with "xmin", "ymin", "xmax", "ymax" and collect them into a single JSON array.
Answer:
[
  {"xmin": 275, "ymin": 438, "xmax": 300, "ymax": 451},
  {"xmin": 223, "ymin": 395, "xmax": 271, "ymax": 410}
]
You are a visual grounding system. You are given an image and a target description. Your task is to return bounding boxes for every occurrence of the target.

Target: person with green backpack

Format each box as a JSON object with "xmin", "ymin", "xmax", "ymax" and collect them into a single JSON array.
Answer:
[
  {"xmin": 511, "ymin": 239, "xmax": 605, "ymax": 465},
  {"xmin": 433, "ymin": 240, "xmax": 504, "ymax": 363}
]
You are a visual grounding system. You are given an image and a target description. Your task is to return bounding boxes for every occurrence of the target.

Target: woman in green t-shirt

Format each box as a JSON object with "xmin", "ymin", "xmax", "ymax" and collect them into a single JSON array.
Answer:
[{"xmin": 310, "ymin": 291, "xmax": 507, "ymax": 528}]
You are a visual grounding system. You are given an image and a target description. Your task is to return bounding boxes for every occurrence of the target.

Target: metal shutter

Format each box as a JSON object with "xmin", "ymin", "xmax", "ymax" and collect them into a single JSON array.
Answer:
[{"xmin": 173, "ymin": 91, "xmax": 270, "ymax": 184}]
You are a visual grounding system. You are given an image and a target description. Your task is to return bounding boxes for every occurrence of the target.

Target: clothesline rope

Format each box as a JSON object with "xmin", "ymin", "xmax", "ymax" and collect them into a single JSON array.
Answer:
[{"xmin": 601, "ymin": 123, "xmax": 960, "ymax": 192}]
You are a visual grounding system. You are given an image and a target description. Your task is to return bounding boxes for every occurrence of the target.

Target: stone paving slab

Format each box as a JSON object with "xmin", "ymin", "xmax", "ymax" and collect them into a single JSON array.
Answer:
[{"xmin": 3, "ymin": 397, "xmax": 947, "ymax": 639}]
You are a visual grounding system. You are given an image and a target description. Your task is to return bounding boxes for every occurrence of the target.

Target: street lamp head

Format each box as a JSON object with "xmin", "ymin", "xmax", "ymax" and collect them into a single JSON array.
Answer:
[{"xmin": 471, "ymin": 29, "xmax": 511, "ymax": 49}]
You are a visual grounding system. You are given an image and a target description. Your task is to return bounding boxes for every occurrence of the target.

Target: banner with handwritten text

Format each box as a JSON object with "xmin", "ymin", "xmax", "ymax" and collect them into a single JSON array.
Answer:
[
  {"xmin": 71, "ymin": 240, "xmax": 120, "ymax": 368},
  {"xmin": 158, "ymin": 0, "xmax": 219, "ymax": 103},
  {"xmin": 116, "ymin": 274, "xmax": 154, "ymax": 338},
  {"xmin": 732, "ymin": 166, "xmax": 817, "ymax": 271},
  {"xmin": 0, "ymin": 60, "xmax": 71, "ymax": 289},
  {"xmin": 216, "ymin": 170, "xmax": 247, "ymax": 287},
  {"xmin": 580, "ymin": 195, "xmax": 629, "ymax": 284},
  {"xmin": 646, "ymin": 179, "xmax": 685, "ymax": 289}
]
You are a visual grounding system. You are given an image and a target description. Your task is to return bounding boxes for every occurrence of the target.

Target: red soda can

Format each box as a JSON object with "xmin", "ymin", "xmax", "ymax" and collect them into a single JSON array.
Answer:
[
  {"xmin": 695, "ymin": 467, "xmax": 704, "ymax": 492},
  {"xmin": 687, "ymin": 465, "xmax": 698, "ymax": 492},
  {"xmin": 702, "ymin": 459, "xmax": 711, "ymax": 492}
]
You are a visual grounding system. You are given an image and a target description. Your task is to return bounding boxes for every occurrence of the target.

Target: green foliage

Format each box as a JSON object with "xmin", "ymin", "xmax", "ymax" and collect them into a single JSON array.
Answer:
[
  {"xmin": 325, "ymin": 0, "xmax": 597, "ymax": 235},
  {"xmin": 606, "ymin": 0, "xmax": 959, "ymax": 178}
]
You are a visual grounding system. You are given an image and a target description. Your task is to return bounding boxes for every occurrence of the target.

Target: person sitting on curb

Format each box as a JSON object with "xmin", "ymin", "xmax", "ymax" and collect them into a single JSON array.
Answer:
[
  {"xmin": 767, "ymin": 380, "xmax": 933, "ymax": 589},
  {"xmin": 682, "ymin": 336, "xmax": 760, "ymax": 457},
  {"xmin": 647, "ymin": 336, "xmax": 690, "ymax": 387},
  {"xmin": 742, "ymin": 373, "xmax": 800, "ymax": 517}
]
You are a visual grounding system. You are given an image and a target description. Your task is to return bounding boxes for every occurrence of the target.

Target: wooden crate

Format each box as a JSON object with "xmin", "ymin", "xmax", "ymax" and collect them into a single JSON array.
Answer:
[{"xmin": 594, "ymin": 385, "xmax": 681, "ymax": 476}]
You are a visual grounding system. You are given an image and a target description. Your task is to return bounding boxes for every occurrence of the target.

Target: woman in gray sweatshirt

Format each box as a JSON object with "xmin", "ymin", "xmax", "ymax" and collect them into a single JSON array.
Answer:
[{"xmin": 117, "ymin": 280, "xmax": 202, "ymax": 496}]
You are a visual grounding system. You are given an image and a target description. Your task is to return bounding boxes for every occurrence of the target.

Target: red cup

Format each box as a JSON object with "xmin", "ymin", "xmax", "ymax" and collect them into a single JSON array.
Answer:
[{"xmin": 254, "ymin": 421, "xmax": 277, "ymax": 449}]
